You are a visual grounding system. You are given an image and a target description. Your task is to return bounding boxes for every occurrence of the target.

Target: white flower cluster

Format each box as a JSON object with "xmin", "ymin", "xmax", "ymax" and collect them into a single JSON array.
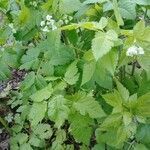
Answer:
[
  {"xmin": 8, "ymin": 23, "xmax": 16, "ymax": 33},
  {"xmin": 29, "ymin": 1, "xmax": 38, "ymax": 7},
  {"xmin": 40, "ymin": 15, "xmax": 57, "ymax": 32},
  {"xmin": 62, "ymin": 15, "xmax": 73, "ymax": 24},
  {"xmin": 126, "ymin": 45, "xmax": 144, "ymax": 57},
  {"xmin": 5, "ymin": 113, "xmax": 13, "ymax": 123}
]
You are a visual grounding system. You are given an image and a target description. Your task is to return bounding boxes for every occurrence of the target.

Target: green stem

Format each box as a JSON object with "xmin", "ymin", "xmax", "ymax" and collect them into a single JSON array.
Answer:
[
  {"xmin": 144, "ymin": 8, "xmax": 148, "ymax": 20},
  {"xmin": 131, "ymin": 61, "xmax": 136, "ymax": 76}
]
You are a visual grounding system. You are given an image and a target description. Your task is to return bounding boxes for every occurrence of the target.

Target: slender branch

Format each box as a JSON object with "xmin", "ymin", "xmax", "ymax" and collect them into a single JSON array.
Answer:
[{"xmin": 131, "ymin": 61, "xmax": 136, "ymax": 76}]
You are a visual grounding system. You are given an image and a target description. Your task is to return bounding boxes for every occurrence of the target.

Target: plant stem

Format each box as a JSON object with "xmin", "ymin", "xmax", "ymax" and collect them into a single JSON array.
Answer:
[{"xmin": 131, "ymin": 61, "xmax": 136, "ymax": 76}]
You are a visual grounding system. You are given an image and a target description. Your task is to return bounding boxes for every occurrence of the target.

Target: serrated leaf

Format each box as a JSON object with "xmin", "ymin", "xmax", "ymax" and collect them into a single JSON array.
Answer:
[
  {"xmin": 136, "ymin": 92, "xmax": 150, "ymax": 117},
  {"xmin": 84, "ymin": 0, "xmax": 107, "ymax": 4},
  {"xmin": 115, "ymin": 79, "xmax": 130, "ymax": 102},
  {"xmin": 59, "ymin": 0, "xmax": 81, "ymax": 14},
  {"xmin": 103, "ymin": 90, "xmax": 122, "ymax": 109},
  {"xmin": 20, "ymin": 47, "xmax": 41, "ymax": 70},
  {"xmin": 73, "ymin": 94, "xmax": 105, "ymax": 118},
  {"xmin": 136, "ymin": 124, "xmax": 150, "ymax": 144},
  {"xmin": 21, "ymin": 72, "xmax": 35, "ymax": 91},
  {"xmin": 135, "ymin": 0, "xmax": 150, "ymax": 5},
  {"xmin": 33, "ymin": 123, "xmax": 52, "ymax": 139},
  {"xmin": 18, "ymin": 6, "xmax": 30, "ymax": 27},
  {"xmin": 69, "ymin": 113, "xmax": 93, "ymax": 145},
  {"xmin": 134, "ymin": 144, "xmax": 148, "ymax": 150},
  {"xmin": 94, "ymin": 49, "xmax": 118, "ymax": 89},
  {"xmin": 48, "ymin": 95, "xmax": 70, "ymax": 128},
  {"xmin": 64, "ymin": 61, "xmax": 79, "ymax": 85},
  {"xmin": 55, "ymin": 129, "xmax": 66, "ymax": 144},
  {"xmin": 92, "ymin": 30, "xmax": 118, "ymax": 61},
  {"xmin": 30, "ymin": 84, "xmax": 53, "ymax": 102},
  {"xmin": 20, "ymin": 143, "xmax": 33, "ymax": 150},
  {"xmin": 51, "ymin": 129, "xmax": 66, "ymax": 150},
  {"xmin": 119, "ymin": 0, "xmax": 136, "ymax": 20},
  {"xmin": 112, "ymin": 0, "xmax": 124, "ymax": 26},
  {"xmin": 100, "ymin": 113, "xmax": 122, "ymax": 130},
  {"xmin": 29, "ymin": 102, "xmax": 47, "ymax": 126},
  {"xmin": 29, "ymin": 135, "xmax": 44, "ymax": 148},
  {"xmin": 82, "ymin": 60, "xmax": 96, "ymax": 85}
]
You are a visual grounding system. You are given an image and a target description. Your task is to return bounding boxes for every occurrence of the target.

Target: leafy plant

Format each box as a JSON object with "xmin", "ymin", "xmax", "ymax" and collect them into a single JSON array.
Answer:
[{"xmin": 0, "ymin": 0, "xmax": 150, "ymax": 149}]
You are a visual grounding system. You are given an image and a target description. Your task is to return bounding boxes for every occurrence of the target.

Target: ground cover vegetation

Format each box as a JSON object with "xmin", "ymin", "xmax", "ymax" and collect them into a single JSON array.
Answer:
[{"xmin": 0, "ymin": 0, "xmax": 150, "ymax": 149}]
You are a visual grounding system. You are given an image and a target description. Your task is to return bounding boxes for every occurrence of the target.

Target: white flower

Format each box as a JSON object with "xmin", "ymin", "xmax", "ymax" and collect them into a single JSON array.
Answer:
[
  {"xmin": 33, "ymin": 1, "xmax": 37, "ymax": 7},
  {"xmin": 64, "ymin": 19, "xmax": 69, "ymax": 24},
  {"xmin": 46, "ymin": 21, "xmax": 51, "ymax": 25},
  {"xmin": 46, "ymin": 15, "xmax": 52, "ymax": 21},
  {"xmin": 5, "ymin": 113, "xmax": 13, "ymax": 123},
  {"xmin": 42, "ymin": 26, "xmax": 50, "ymax": 32},
  {"xmin": 58, "ymin": 19, "xmax": 64, "ymax": 25},
  {"xmin": 50, "ymin": 19, "xmax": 55, "ymax": 25},
  {"xmin": 52, "ymin": 25, "xmax": 57, "ymax": 30},
  {"xmin": 40, "ymin": 21, "xmax": 45, "ymax": 27},
  {"xmin": 12, "ymin": 29, "xmax": 16, "ymax": 33},
  {"xmin": 126, "ymin": 45, "xmax": 144, "ymax": 57},
  {"xmin": 63, "ymin": 15, "xmax": 68, "ymax": 19},
  {"xmin": 8, "ymin": 23, "xmax": 14, "ymax": 29},
  {"xmin": 137, "ymin": 47, "xmax": 144, "ymax": 55},
  {"xmin": 68, "ymin": 16, "xmax": 73, "ymax": 21}
]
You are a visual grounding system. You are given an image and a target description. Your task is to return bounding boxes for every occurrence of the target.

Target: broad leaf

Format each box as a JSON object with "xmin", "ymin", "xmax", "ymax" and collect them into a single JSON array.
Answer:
[
  {"xmin": 30, "ymin": 84, "xmax": 53, "ymax": 102},
  {"xmin": 48, "ymin": 95, "xmax": 70, "ymax": 128},
  {"xmin": 64, "ymin": 61, "xmax": 79, "ymax": 85},
  {"xmin": 32, "ymin": 123, "xmax": 53, "ymax": 139},
  {"xmin": 29, "ymin": 102, "xmax": 47, "ymax": 126},
  {"xmin": 69, "ymin": 113, "xmax": 93, "ymax": 145},
  {"xmin": 81, "ymin": 60, "xmax": 96, "ymax": 85},
  {"xmin": 92, "ymin": 30, "xmax": 118, "ymax": 61},
  {"xmin": 73, "ymin": 93, "xmax": 106, "ymax": 118}
]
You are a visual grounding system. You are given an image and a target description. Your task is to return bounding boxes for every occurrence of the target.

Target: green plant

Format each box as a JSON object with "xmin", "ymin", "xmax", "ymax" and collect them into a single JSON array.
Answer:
[{"xmin": 0, "ymin": 0, "xmax": 150, "ymax": 149}]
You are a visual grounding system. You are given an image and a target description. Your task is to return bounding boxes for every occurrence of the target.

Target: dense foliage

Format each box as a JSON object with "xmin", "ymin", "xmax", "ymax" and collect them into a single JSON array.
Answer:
[{"xmin": 0, "ymin": 0, "xmax": 150, "ymax": 149}]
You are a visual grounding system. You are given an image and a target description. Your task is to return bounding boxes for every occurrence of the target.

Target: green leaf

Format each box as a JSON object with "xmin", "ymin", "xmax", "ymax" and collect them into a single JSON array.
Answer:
[
  {"xmin": 33, "ymin": 123, "xmax": 53, "ymax": 139},
  {"xmin": 29, "ymin": 135, "xmax": 44, "ymax": 148},
  {"xmin": 92, "ymin": 30, "xmax": 118, "ymax": 61},
  {"xmin": 136, "ymin": 92, "xmax": 150, "ymax": 117},
  {"xmin": 134, "ymin": 20, "xmax": 145, "ymax": 38},
  {"xmin": 48, "ymin": 95, "xmax": 70, "ymax": 128},
  {"xmin": 30, "ymin": 84, "xmax": 53, "ymax": 102},
  {"xmin": 119, "ymin": 0, "xmax": 136, "ymax": 20},
  {"xmin": 73, "ymin": 93, "xmax": 105, "ymax": 118},
  {"xmin": 18, "ymin": 6, "xmax": 30, "ymax": 27},
  {"xmin": 64, "ymin": 61, "xmax": 79, "ymax": 85},
  {"xmin": 100, "ymin": 113, "xmax": 122, "ymax": 130},
  {"xmin": 29, "ymin": 102, "xmax": 47, "ymax": 126},
  {"xmin": 69, "ymin": 113, "xmax": 93, "ymax": 145},
  {"xmin": 112, "ymin": 0, "xmax": 124, "ymax": 26},
  {"xmin": 20, "ymin": 143, "xmax": 33, "ymax": 150},
  {"xmin": 136, "ymin": 124, "xmax": 150, "ymax": 144},
  {"xmin": 115, "ymin": 79, "xmax": 130, "ymax": 102},
  {"xmin": 20, "ymin": 47, "xmax": 40, "ymax": 70},
  {"xmin": 21, "ymin": 72, "xmax": 35, "ymax": 91},
  {"xmin": 97, "ymin": 122, "xmax": 131, "ymax": 149},
  {"xmin": 51, "ymin": 129, "xmax": 66, "ymax": 150},
  {"xmin": 135, "ymin": 0, "xmax": 150, "ymax": 5},
  {"xmin": 59, "ymin": 0, "xmax": 81, "ymax": 14},
  {"xmin": 134, "ymin": 144, "xmax": 148, "ymax": 150},
  {"xmin": 103, "ymin": 90, "xmax": 122, "ymax": 109},
  {"xmin": 82, "ymin": 60, "xmax": 96, "ymax": 85},
  {"xmin": 94, "ymin": 49, "xmax": 118, "ymax": 89}
]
